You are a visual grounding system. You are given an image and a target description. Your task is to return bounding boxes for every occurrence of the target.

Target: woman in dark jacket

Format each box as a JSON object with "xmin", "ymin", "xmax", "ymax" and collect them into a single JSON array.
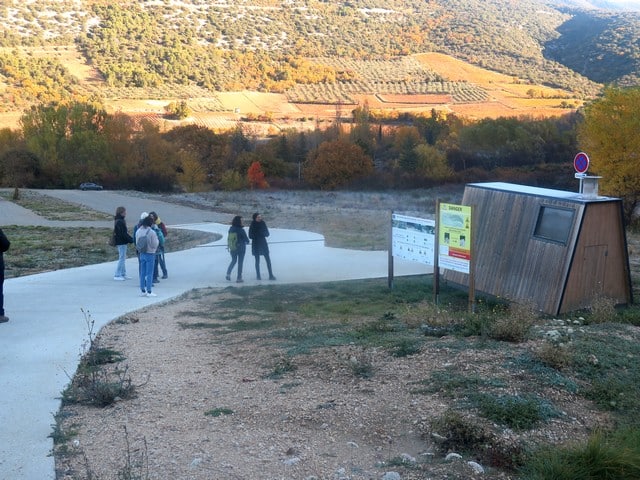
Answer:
[
  {"xmin": 0, "ymin": 227, "xmax": 10, "ymax": 323},
  {"xmin": 113, "ymin": 206, "xmax": 134, "ymax": 280},
  {"xmin": 225, "ymin": 215, "xmax": 250, "ymax": 283},
  {"xmin": 248, "ymin": 212, "xmax": 276, "ymax": 280}
]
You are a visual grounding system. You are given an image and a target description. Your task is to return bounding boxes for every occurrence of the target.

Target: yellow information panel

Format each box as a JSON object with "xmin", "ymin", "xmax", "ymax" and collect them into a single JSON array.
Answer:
[{"xmin": 438, "ymin": 203, "xmax": 471, "ymax": 274}]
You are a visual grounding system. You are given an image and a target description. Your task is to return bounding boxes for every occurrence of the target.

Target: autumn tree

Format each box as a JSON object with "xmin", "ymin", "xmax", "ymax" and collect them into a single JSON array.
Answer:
[
  {"xmin": 128, "ymin": 119, "xmax": 179, "ymax": 191},
  {"xmin": 393, "ymin": 126, "xmax": 421, "ymax": 172},
  {"xmin": 578, "ymin": 86, "xmax": 640, "ymax": 223},
  {"xmin": 247, "ymin": 161, "xmax": 268, "ymax": 189},
  {"xmin": 165, "ymin": 101, "xmax": 191, "ymax": 120},
  {"xmin": 20, "ymin": 101, "xmax": 108, "ymax": 187},
  {"xmin": 414, "ymin": 144, "xmax": 452, "ymax": 182},
  {"xmin": 304, "ymin": 138, "xmax": 373, "ymax": 190},
  {"xmin": 177, "ymin": 153, "xmax": 207, "ymax": 192},
  {"xmin": 350, "ymin": 101, "xmax": 375, "ymax": 156}
]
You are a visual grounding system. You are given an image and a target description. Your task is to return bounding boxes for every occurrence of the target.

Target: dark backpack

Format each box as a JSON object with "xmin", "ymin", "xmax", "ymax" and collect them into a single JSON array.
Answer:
[
  {"xmin": 227, "ymin": 231, "xmax": 238, "ymax": 252},
  {"xmin": 136, "ymin": 229, "xmax": 150, "ymax": 253}
]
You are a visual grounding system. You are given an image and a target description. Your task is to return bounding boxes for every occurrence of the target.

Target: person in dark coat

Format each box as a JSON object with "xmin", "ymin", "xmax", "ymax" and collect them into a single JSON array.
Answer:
[
  {"xmin": 113, "ymin": 206, "xmax": 134, "ymax": 280},
  {"xmin": 248, "ymin": 212, "xmax": 276, "ymax": 280},
  {"xmin": 0, "ymin": 227, "xmax": 10, "ymax": 323},
  {"xmin": 225, "ymin": 215, "xmax": 250, "ymax": 283}
]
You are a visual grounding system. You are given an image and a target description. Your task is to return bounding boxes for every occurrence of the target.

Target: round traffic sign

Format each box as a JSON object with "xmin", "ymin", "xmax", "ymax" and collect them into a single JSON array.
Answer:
[{"xmin": 574, "ymin": 152, "xmax": 589, "ymax": 173}]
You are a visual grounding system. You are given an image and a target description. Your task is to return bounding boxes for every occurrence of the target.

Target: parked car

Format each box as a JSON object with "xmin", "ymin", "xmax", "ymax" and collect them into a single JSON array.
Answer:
[{"xmin": 79, "ymin": 182, "xmax": 103, "ymax": 191}]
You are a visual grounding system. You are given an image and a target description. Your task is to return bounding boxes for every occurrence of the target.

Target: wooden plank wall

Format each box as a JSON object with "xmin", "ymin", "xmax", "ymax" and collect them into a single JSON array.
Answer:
[
  {"xmin": 444, "ymin": 186, "xmax": 584, "ymax": 314},
  {"xmin": 561, "ymin": 201, "xmax": 631, "ymax": 312}
]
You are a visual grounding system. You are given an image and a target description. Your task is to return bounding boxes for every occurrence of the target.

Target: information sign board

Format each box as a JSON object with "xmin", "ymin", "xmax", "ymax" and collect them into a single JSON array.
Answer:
[
  {"xmin": 391, "ymin": 213, "xmax": 435, "ymax": 265},
  {"xmin": 438, "ymin": 203, "xmax": 471, "ymax": 274}
]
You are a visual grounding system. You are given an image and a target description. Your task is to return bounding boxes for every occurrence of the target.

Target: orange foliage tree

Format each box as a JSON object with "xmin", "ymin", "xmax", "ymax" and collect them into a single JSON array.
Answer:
[
  {"xmin": 304, "ymin": 138, "xmax": 373, "ymax": 190},
  {"xmin": 247, "ymin": 161, "xmax": 269, "ymax": 189}
]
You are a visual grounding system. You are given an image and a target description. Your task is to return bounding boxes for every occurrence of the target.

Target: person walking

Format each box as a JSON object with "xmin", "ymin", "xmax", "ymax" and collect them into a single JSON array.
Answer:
[
  {"xmin": 113, "ymin": 206, "xmax": 134, "ymax": 281},
  {"xmin": 135, "ymin": 214, "xmax": 159, "ymax": 297},
  {"xmin": 149, "ymin": 212, "xmax": 167, "ymax": 282},
  {"xmin": 0, "ymin": 227, "xmax": 10, "ymax": 323},
  {"xmin": 226, "ymin": 215, "xmax": 250, "ymax": 283},
  {"xmin": 150, "ymin": 211, "xmax": 169, "ymax": 279},
  {"xmin": 248, "ymin": 212, "xmax": 276, "ymax": 281}
]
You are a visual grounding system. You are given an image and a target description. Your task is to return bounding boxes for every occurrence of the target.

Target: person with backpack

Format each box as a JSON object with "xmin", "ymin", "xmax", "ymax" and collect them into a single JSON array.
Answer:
[
  {"xmin": 113, "ymin": 206, "xmax": 134, "ymax": 281},
  {"xmin": 148, "ymin": 212, "xmax": 165, "ymax": 284},
  {"xmin": 0, "ymin": 227, "xmax": 10, "ymax": 323},
  {"xmin": 248, "ymin": 212, "xmax": 276, "ymax": 281},
  {"xmin": 135, "ymin": 214, "xmax": 159, "ymax": 297},
  {"xmin": 149, "ymin": 211, "xmax": 168, "ymax": 280},
  {"xmin": 226, "ymin": 215, "xmax": 250, "ymax": 283}
]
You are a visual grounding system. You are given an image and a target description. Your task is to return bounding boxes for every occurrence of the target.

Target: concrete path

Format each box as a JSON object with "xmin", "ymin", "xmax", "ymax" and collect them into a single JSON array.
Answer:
[{"xmin": 0, "ymin": 191, "xmax": 430, "ymax": 479}]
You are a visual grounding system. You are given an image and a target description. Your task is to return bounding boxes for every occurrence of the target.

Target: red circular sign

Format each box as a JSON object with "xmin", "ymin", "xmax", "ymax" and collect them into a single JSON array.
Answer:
[{"xmin": 574, "ymin": 152, "xmax": 589, "ymax": 173}]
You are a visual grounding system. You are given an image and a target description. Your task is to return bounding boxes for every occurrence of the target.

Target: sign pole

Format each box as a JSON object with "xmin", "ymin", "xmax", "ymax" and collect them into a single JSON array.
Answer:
[
  {"xmin": 388, "ymin": 210, "xmax": 394, "ymax": 289},
  {"xmin": 434, "ymin": 199, "xmax": 440, "ymax": 305},
  {"xmin": 468, "ymin": 204, "xmax": 476, "ymax": 314}
]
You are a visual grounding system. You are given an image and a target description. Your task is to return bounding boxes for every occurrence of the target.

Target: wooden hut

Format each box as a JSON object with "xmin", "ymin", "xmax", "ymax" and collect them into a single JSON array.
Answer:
[{"xmin": 443, "ymin": 182, "xmax": 632, "ymax": 315}]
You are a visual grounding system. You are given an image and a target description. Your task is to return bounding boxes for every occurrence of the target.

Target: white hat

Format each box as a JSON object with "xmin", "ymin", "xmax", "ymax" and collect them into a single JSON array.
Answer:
[{"xmin": 140, "ymin": 211, "xmax": 149, "ymax": 220}]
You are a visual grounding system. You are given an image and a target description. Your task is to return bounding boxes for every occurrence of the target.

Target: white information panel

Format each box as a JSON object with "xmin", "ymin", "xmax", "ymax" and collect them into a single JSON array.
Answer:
[{"xmin": 391, "ymin": 213, "xmax": 435, "ymax": 266}]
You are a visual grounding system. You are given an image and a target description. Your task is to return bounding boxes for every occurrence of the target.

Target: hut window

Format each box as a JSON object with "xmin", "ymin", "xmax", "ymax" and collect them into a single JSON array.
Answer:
[{"xmin": 533, "ymin": 206, "xmax": 574, "ymax": 244}]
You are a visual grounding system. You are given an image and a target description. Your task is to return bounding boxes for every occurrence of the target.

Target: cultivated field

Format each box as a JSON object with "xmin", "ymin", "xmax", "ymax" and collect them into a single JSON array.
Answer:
[{"xmin": 0, "ymin": 46, "xmax": 587, "ymax": 132}]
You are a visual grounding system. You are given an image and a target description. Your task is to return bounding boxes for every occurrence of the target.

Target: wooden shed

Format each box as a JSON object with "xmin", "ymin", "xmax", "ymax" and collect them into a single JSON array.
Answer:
[{"xmin": 443, "ymin": 182, "xmax": 633, "ymax": 315}]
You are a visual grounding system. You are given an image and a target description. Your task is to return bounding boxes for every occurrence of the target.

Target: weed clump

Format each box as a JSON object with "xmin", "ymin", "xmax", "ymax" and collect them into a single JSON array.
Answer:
[
  {"xmin": 588, "ymin": 295, "xmax": 617, "ymax": 324},
  {"xmin": 520, "ymin": 428, "xmax": 640, "ymax": 480},
  {"xmin": 61, "ymin": 309, "xmax": 138, "ymax": 407},
  {"xmin": 489, "ymin": 301, "xmax": 538, "ymax": 343},
  {"xmin": 534, "ymin": 342, "xmax": 572, "ymax": 370},
  {"xmin": 429, "ymin": 410, "xmax": 526, "ymax": 471}
]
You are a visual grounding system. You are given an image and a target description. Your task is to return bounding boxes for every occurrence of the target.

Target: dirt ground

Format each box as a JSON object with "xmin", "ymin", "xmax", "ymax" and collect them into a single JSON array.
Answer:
[{"xmin": 53, "ymin": 189, "xmax": 611, "ymax": 480}]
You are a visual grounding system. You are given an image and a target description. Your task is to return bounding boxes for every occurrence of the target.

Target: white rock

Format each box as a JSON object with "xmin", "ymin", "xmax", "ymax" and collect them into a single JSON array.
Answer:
[
  {"xmin": 382, "ymin": 472, "xmax": 401, "ymax": 480},
  {"xmin": 400, "ymin": 453, "xmax": 416, "ymax": 463},
  {"xmin": 468, "ymin": 461, "xmax": 485, "ymax": 473},
  {"xmin": 445, "ymin": 452, "xmax": 463, "ymax": 461},
  {"xmin": 283, "ymin": 456, "xmax": 301, "ymax": 466}
]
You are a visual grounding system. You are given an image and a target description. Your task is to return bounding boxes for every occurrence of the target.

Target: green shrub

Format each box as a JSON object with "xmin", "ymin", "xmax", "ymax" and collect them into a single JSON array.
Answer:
[
  {"xmin": 347, "ymin": 351, "xmax": 375, "ymax": 378},
  {"xmin": 534, "ymin": 342, "xmax": 572, "ymax": 370},
  {"xmin": 489, "ymin": 301, "xmax": 537, "ymax": 343},
  {"xmin": 473, "ymin": 393, "xmax": 554, "ymax": 431},
  {"xmin": 429, "ymin": 410, "xmax": 491, "ymax": 454},
  {"xmin": 588, "ymin": 295, "xmax": 618, "ymax": 324},
  {"xmin": 520, "ymin": 428, "xmax": 640, "ymax": 480},
  {"xmin": 63, "ymin": 365, "xmax": 136, "ymax": 407}
]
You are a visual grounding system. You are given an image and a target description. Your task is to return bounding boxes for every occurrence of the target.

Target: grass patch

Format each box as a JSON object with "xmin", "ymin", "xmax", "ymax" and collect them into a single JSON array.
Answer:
[
  {"xmin": 520, "ymin": 428, "xmax": 640, "ymax": 480},
  {"xmin": 264, "ymin": 354, "xmax": 297, "ymax": 379},
  {"xmin": 410, "ymin": 370, "xmax": 506, "ymax": 397},
  {"xmin": 0, "ymin": 189, "xmax": 113, "ymax": 221},
  {"xmin": 2, "ymin": 225, "xmax": 218, "ymax": 278},
  {"xmin": 205, "ymin": 407, "xmax": 234, "ymax": 417},
  {"xmin": 472, "ymin": 393, "xmax": 557, "ymax": 431},
  {"xmin": 569, "ymin": 324, "xmax": 640, "ymax": 418}
]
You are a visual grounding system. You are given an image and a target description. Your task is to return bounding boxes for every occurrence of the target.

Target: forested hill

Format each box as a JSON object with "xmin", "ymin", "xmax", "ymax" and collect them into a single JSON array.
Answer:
[{"xmin": 0, "ymin": 0, "xmax": 638, "ymax": 96}]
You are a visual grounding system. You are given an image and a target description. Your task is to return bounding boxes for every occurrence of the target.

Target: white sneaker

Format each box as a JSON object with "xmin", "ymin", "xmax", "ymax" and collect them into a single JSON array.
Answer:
[
  {"xmin": 140, "ymin": 291, "xmax": 148, "ymax": 297},
  {"xmin": 146, "ymin": 292, "xmax": 157, "ymax": 297},
  {"xmin": 114, "ymin": 276, "xmax": 125, "ymax": 281}
]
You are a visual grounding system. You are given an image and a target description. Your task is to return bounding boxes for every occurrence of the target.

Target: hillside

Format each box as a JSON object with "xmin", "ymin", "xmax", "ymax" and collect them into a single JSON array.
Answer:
[{"xmin": 0, "ymin": 0, "xmax": 638, "ymax": 130}]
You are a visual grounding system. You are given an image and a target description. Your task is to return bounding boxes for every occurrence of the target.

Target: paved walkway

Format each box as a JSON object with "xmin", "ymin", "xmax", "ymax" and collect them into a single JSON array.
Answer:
[{"xmin": 0, "ymin": 191, "xmax": 430, "ymax": 479}]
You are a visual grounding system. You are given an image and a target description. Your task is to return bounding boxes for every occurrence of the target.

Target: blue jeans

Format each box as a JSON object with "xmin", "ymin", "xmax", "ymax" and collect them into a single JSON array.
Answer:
[
  {"xmin": 139, "ymin": 252, "xmax": 155, "ymax": 293},
  {"xmin": 115, "ymin": 244, "xmax": 128, "ymax": 278},
  {"xmin": 226, "ymin": 249, "xmax": 246, "ymax": 280}
]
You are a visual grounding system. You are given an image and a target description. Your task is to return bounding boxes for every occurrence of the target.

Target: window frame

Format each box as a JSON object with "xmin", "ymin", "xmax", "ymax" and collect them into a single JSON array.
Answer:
[{"xmin": 532, "ymin": 205, "xmax": 575, "ymax": 245}]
